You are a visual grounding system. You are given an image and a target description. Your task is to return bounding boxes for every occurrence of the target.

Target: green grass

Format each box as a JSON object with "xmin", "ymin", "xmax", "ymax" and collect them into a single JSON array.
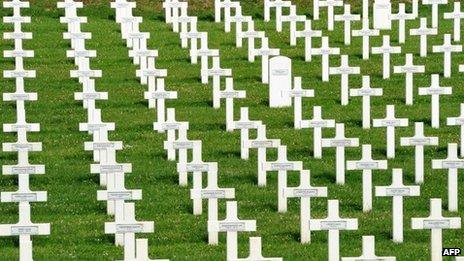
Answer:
[{"xmin": 1, "ymin": 1, "xmax": 464, "ymax": 260}]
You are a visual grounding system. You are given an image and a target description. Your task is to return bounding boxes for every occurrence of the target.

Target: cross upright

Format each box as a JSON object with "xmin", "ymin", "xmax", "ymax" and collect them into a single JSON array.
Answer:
[
  {"xmin": 418, "ymin": 74, "xmax": 452, "ymax": 128},
  {"xmin": 349, "ymin": 76, "xmax": 383, "ymax": 129},
  {"xmin": 231, "ymin": 107, "xmax": 262, "ymax": 160},
  {"xmin": 284, "ymin": 170, "xmax": 327, "ymax": 243},
  {"xmin": 329, "ymin": 55, "xmax": 360, "ymax": 106},
  {"xmin": 311, "ymin": 36, "xmax": 340, "ymax": 82},
  {"xmin": 250, "ymin": 37, "xmax": 280, "ymax": 84},
  {"xmin": 202, "ymin": 56, "xmax": 232, "ymax": 108},
  {"xmin": 390, "ymin": 3, "xmax": 415, "ymax": 44},
  {"xmin": 319, "ymin": 0, "xmax": 343, "ymax": 31},
  {"xmin": 136, "ymin": 57, "xmax": 168, "ymax": 108},
  {"xmin": 393, "ymin": 53, "xmax": 425, "ymax": 105},
  {"xmin": 341, "ymin": 236, "xmax": 396, "ymax": 260},
  {"xmin": 301, "ymin": 106, "xmax": 335, "ymax": 159},
  {"xmin": 444, "ymin": 2, "xmax": 464, "ymax": 41},
  {"xmin": 432, "ymin": 34, "xmax": 462, "ymax": 78},
  {"xmin": 347, "ymin": 144, "xmax": 388, "ymax": 212},
  {"xmin": 334, "ymin": 4, "xmax": 361, "ymax": 45},
  {"xmin": 373, "ymin": 105, "xmax": 409, "ymax": 158},
  {"xmin": 375, "ymin": 168, "xmax": 420, "ymax": 243},
  {"xmin": 264, "ymin": 0, "xmax": 292, "ymax": 22},
  {"xmin": 289, "ymin": 77, "xmax": 315, "ymax": 129},
  {"xmin": 281, "ymin": 5, "xmax": 306, "ymax": 46},
  {"xmin": 243, "ymin": 124, "xmax": 281, "ymax": 187},
  {"xmin": 447, "ymin": 104, "xmax": 464, "ymax": 157},
  {"xmin": 411, "ymin": 198, "xmax": 461, "ymax": 261},
  {"xmin": 423, "ymin": 0, "xmax": 448, "ymax": 28},
  {"xmin": 230, "ymin": 237, "xmax": 283, "ymax": 261},
  {"xmin": 262, "ymin": 145, "xmax": 303, "ymax": 212},
  {"xmin": 294, "ymin": 20, "xmax": 322, "ymax": 62},
  {"xmin": 371, "ymin": 35, "xmax": 401, "ymax": 79},
  {"xmin": 170, "ymin": 2, "xmax": 189, "ymax": 33},
  {"xmin": 352, "ymin": 19, "xmax": 380, "ymax": 60},
  {"xmin": 239, "ymin": 20, "xmax": 265, "ymax": 60},
  {"xmin": 432, "ymin": 143, "xmax": 464, "ymax": 212},
  {"xmin": 321, "ymin": 123, "xmax": 359, "ymax": 185},
  {"xmin": 400, "ymin": 122, "xmax": 438, "ymax": 184},
  {"xmin": 208, "ymin": 201, "xmax": 256, "ymax": 261},
  {"xmin": 309, "ymin": 200, "xmax": 358, "ymax": 261}
]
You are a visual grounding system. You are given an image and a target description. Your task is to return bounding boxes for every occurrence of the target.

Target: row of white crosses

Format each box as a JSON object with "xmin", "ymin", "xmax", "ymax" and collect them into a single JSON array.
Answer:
[
  {"xmin": 58, "ymin": 1, "xmax": 165, "ymax": 260},
  {"xmin": 1, "ymin": 1, "xmax": 50, "ymax": 260}
]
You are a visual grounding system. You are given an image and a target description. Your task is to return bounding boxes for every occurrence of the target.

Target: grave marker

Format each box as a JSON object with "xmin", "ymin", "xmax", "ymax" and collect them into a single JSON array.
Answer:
[
  {"xmin": 295, "ymin": 20, "xmax": 322, "ymax": 61},
  {"xmin": 251, "ymin": 37, "xmax": 280, "ymax": 84},
  {"xmin": 349, "ymin": 76, "xmax": 383, "ymax": 129},
  {"xmin": 154, "ymin": 108, "xmax": 189, "ymax": 161},
  {"xmin": 418, "ymin": 74, "xmax": 452, "ymax": 128},
  {"xmin": 334, "ymin": 4, "xmax": 361, "ymax": 45},
  {"xmin": 269, "ymin": 56, "xmax": 292, "ymax": 107},
  {"xmin": 423, "ymin": 0, "xmax": 448, "ymax": 28},
  {"xmin": 393, "ymin": 53, "xmax": 426, "ymax": 105},
  {"xmin": 220, "ymin": 78, "xmax": 246, "ymax": 131},
  {"xmin": 202, "ymin": 56, "xmax": 232, "ymax": 108},
  {"xmin": 281, "ymin": 5, "xmax": 305, "ymax": 46},
  {"xmin": 447, "ymin": 104, "xmax": 464, "ymax": 157},
  {"xmin": 373, "ymin": 105, "xmax": 409, "ymax": 158},
  {"xmin": 373, "ymin": 0, "xmax": 392, "ymax": 29},
  {"xmin": 371, "ymin": 35, "xmax": 401, "ymax": 79},
  {"xmin": 232, "ymin": 107, "xmax": 262, "ymax": 160},
  {"xmin": 312, "ymin": 36, "xmax": 340, "ymax": 82},
  {"xmin": 390, "ymin": 3, "xmax": 415, "ymax": 43},
  {"xmin": 238, "ymin": 21, "xmax": 265, "ymax": 61},
  {"xmin": 300, "ymin": 106, "xmax": 335, "ymax": 159},
  {"xmin": 329, "ymin": 55, "xmax": 360, "ymax": 106},
  {"xmin": 264, "ymin": 0, "xmax": 292, "ymax": 22},
  {"xmin": 319, "ymin": 0, "xmax": 343, "ymax": 31},
  {"xmin": 229, "ymin": 6, "xmax": 252, "ymax": 46},
  {"xmin": 144, "ymin": 78, "xmax": 177, "ymax": 124},
  {"xmin": 352, "ymin": 19, "xmax": 380, "ymax": 60},
  {"xmin": 432, "ymin": 34, "xmax": 462, "ymax": 78}
]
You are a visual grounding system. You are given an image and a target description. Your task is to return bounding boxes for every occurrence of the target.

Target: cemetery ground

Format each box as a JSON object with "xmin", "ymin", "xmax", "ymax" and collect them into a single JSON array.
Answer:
[{"xmin": 1, "ymin": 1, "xmax": 464, "ymax": 260}]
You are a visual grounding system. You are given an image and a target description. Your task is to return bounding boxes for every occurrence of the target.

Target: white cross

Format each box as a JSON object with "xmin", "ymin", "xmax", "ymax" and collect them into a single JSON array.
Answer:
[
  {"xmin": 410, "ymin": 17, "xmax": 437, "ymax": 57},
  {"xmin": 231, "ymin": 107, "xmax": 262, "ymax": 160},
  {"xmin": 371, "ymin": 35, "xmax": 401, "ymax": 79},
  {"xmin": 352, "ymin": 19, "xmax": 380, "ymax": 60},
  {"xmin": 169, "ymin": 2, "xmax": 189, "ymax": 32},
  {"xmin": 3, "ymin": 0, "xmax": 30, "ymax": 17},
  {"xmin": 136, "ymin": 57, "xmax": 168, "ymax": 109},
  {"xmin": 214, "ymin": 0, "xmax": 240, "ymax": 23},
  {"xmin": 334, "ymin": 4, "xmax": 361, "ymax": 45},
  {"xmin": 207, "ymin": 201, "xmax": 256, "ymax": 260},
  {"xmin": 444, "ymin": 2, "xmax": 464, "ymax": 41},
  {"xmin": 349, "ymin": 76, "xmax": 383, "ymax": 129},
  {"xmin": 243, "ymin": 124, "xmax": 281, "ymax": 186},
  {"xmin": 129, "ymin": 48, "xmax": 159, "ymax": 85},
  {"xmin": 250, "ymin": 37, "xmax": 280, "ymax": 84},
  {"xmin": 144, "ymin": 78, "xmax": 177, "ymax": 124},
  {"xmin": 284, "ymin": 170, "xmax": 327, "ymax": 243},
  {"xmin": 230, "ymin": 237, "xmax": 282, "ymax": 261},
  {"xmin": 400, "ymin": 122, "xmax": 438, "ymax": 184},
  {"xmin": 390, "ymin": 3, "xmax": 415, "ymax": 43},
  {"xmin": 289, "ymin": 77, "xmax": 315, "ymax": 129},
  {"xmin": 432, "ymin": 143, "xmax": 464, "ymax": 212},
  {"xmin": 220, "ymin": 78, "xmax": 246, "ymax": 131},
  {"xmin": 238, "ymin": 20, "xmax": 265, "ymax": 60},
  {"xmin": 341, "ymin": 236, "xmax": 396, "ymax": 260},
  {"xmin": 264, "ymin": 0, "xmax": 292, "ymax": 22},
  {"xmin": 329, "ymin": 55, "xmax": 360, "ymax": 106},
  {"xmin": 432, "ymin": 34, "xmax": 462, "ymax": 78},
  {"xmin": 418, "ymin": 74, "xmax": 452, "ymax": 128},
  {"xmin": 301, "ymin": 106, "xmax": 335, "ymax": 159},
  {"xmin": 375, "ymin": 169, "xmax": 420, "ymax": 243},
  {"xmin": 111, "ymin": 0, "xmax": 136, "ymax": 23},
  {"xmin": 202, "ymin": 56, "xmax": 232, "ymax": 108},
  {"xmin": 229, "ymin": 5, "xmax": 252, "ymax": 45},
  {"xmin": 423, "ymin": 0, "xmax": 448, "ymax": 28},
  {"xmin": 373, "ymin": 105, "xmax": 409, "ymax": 158},
  {"xmin": 311, "ymin": 36, "xmax": 340, "ymax": 82},
  {"xmin": 154, "ymin": 108, "xmax": 189, "ymax": 160},
  {"xmin": 262, "ymin": 146, "xmax": 303, "ymax": 212},
  {"xmin": 190, "ymin": 34, "xmax": 220, "ymax": 83},
  {"xmin": 57, "ymin": 0, "xmax": 83, "ymax": 19},
  {"xmin": 179, "ymin": 17, "xmax": 200, "ymax": 49},
  {"xmin": 295, "ymin": 20, "xmax": 322, "ymax": 62},
  {"xmin": 309, "ymin": 200, "xmax": 358, "ymax": 261},
  {"xmin": 411, "ymin": 198, "xmax": 461, "ymax": 261},
  {"xmin": 393, "ymin": 53, "xmax": 425, "ymax": 105},
  {"xmin": 319, "ymin": 0, "xmax": 343, "ymax": 31},
  {"xmin": 321, "ymin": 123, "xmax": 359, "ymax": 184},
  {"xmin": 447, "ymin": 104, "xmax": 464, "ymax": 157},
  {"xmin": 347, "ymin": 144, "xmax": 388, "ymax": 212},
  {"xmin": 281, "ymin": 5, "xmax": 306, "ymax": 46}
]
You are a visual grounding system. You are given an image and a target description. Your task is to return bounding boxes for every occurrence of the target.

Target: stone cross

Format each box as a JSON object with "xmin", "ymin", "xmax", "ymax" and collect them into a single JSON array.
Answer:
[
  {"xmin": 447, "ymin": 104, "xmax": 464, "ymax": 157},
  {"xmin": 375, "ymin": 169, "xmax": 420, "ymax": 243},
  {"xmin": 418, "ymin": 74, "xmax": 452, "ymax": 128},
  {"xmin": 289, "ymin": 77, "xmax": 315, "ymax": 129},
  {"xmin": 238, "ymin": 21, "xmax": 265, "ymax": 60},
  {"xmin": 300, "ymin": 106, "xmax": 335, "ymax": 159},
  {"xmin": 244, "ymin": 124, "xmax": 281, "ymax": 186},
  {"xmin": 432, "ymin": 143, "xmax": 464, "ymax": 212},
  {"xmin": 295, "ymin": 20, "xmax": 322, "ymax": 62},
  {"xmin": 393, "ymin": 53, "xmax": 425, "ymax": 105},
  {"xmin": 220, "ymin": 78, "xmax": 246, "ymax": 131},
  {"xmin": 251, "ymin": 37, "xmax": 280, "ymax": 84},
  {"xmin": 347, "ymin": 144, "xmax": 388, "ymax": 212},
  {"xmin": 373, "ymin": 105, "xmax": 409, "ymax": 158},
  {"xmin": 231, "ymin": 107, "xmax": 262, "ymax": 160},
  {"xmin": 229, "ymin": 5, "xmax": 252, "ymax": 44},
  {"xmin": 201, "ymin": 56, "xmax": 232, "ymax": 108},
  {"xmin": 154, "ymin": 108, "xmax": 189, "ymax": 160},
  {"xmin": 390, "ymin": 3, "xmax": 415, "ymax": 43},
  {"xmin": 319, "ymin": 0, "xmax": 343, "ymax": 31},
  {"xmin": 214, "ymin": 0, "xmax": 240, "ymax": 23},
  {"xmin": 163, "ymin": 0, "xmax": 187, "ymax": 24},
  {"xmin": 341, "ymin": 236, "xmax": 396, "ymax": 260},
  {"xmin": 284, "ymin": 170, "xmax": 327, "ymax": 243},
  {"xmin": 329, "ymin": 55, "xmax": 360, "ymax": 106},
  {"xmin": 281, "ymin": 5, "xmax": 306, "ymax": 46},
  {"xmin": 334, "ymin": 4, "xmax": 361, "ymax": 45},
  {"xmin": 230, "ymin": 237, "xmax": 282, "ymax": 261},
  {"xmin": 171, "ymin": 3, "xmax": 190, "ymax": 33},
  {"xmin": 444, "ymin": 2, "xmax": 464, "ymax": 42},
  {"xmin": 373, "ymin": 0, "xmax": 392, "ymax": 29},
  {"xmin": 371, "ymin": 35, "xmax": 401, "ymax": 79},
  {"xmin": 179, "ymin": 17, "xmax": 201, "ymax": 49},
  {"xmin": 400, "ymin": 122, "xmax": 438, "ymax": 184},
  {"xmin": 432, "ymin": 34, "xmax": 462, "ymax": 78},
  {"xmin": 129, "ymin": 48, "xmax": 159, "ymax": 84},
  {"xmin": 411, "ymin": 198, "xmax": 461, "ymax": 261},
  {"xmin": 208, "ymin": 201, "xmax": 256, "ymax": 260},
  {"xmin": 144, "ymin": 78, "xmax": 177, "ymax": 124},
  {"xmin": 264, "ymin": 0, "xmax": 292, "ymax": 22},
  {"xmin": 111, "ymin": 0, "xmax": 136, "ymax": 24},
  {"xmin": 423, "ymin": 0, "xmax": 448, "ymax": 28},
  {"xmin": 321, "ymin": 123, "xmax": 360, "ymax": 185},
  {"xmin": 352, "ymin": 19, "xmax": 380, "ymax": 60},
  {"xmin": 136, "ymin": 57, "xmax": 168, "ymax": 108},
  {"xmin": 312, "ymin": 36, "xmax": 340, "ymax": 82},
  {"xmin": 262, "ymin": 146, "xmax": 303, "ymax": 212},
  {"xmin": 349, "ymin": 76, "xmax": 383, "ymax": 129},
  {"xmin": 192, "ymin": 34, "xmax": 220, "ymax": 83},
  {"xmin": 309, "ymin": 200, "xmax": 358, "ymax": 261}
]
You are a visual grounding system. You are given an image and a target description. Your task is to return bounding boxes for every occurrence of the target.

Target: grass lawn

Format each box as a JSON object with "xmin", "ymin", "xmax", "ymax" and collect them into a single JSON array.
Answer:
[{"xmin": 1, "ymin": 0, "xmax": 463, "ymax": 260}]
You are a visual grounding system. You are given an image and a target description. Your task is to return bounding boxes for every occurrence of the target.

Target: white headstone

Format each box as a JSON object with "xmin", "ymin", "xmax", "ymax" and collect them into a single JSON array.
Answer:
[
  {"xmin": 311, "ymin": 36, "xmax": 340, "ymax": 82},
  {"xmin": 269, "ymin": 56, "xmax": 292, "ymax": 107},
  {"xmin": 352, "ymin": 19, "xmax": 380, "ymax": 60},
  {"xmin": 294, "ymin": 20, "xmax": 322, "ymax": 61},
  {"xmin": 444, "ymin": 2, "xmax": 464, "ymax": 42},
  {"xmin": 373, "ymin": 0, "xmax": 392, "ymax": 29}
]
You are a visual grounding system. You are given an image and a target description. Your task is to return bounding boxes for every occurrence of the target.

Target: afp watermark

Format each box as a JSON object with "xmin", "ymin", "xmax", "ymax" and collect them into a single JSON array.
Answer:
[{"xmin": 442, "ymin": 248, "xmax": 461, "ymax": 256}]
